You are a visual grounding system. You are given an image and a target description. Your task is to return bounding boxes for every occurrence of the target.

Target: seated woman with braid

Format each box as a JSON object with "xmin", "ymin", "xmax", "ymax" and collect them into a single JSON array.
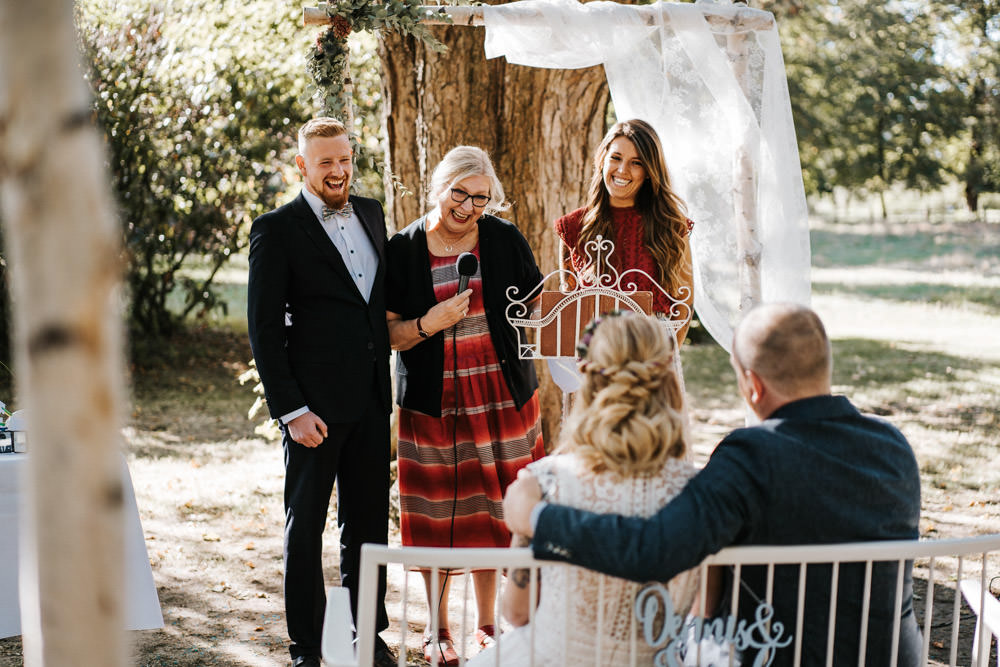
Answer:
[{"xmin": 469, "ymin": 312, "xmax": 707, "ymax": 666}]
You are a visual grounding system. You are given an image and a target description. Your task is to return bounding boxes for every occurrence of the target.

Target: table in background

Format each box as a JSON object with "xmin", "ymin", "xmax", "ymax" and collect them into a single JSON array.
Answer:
[{"xmin": 0, "ymin": 453, "xmax": 163, "ymax": 638}]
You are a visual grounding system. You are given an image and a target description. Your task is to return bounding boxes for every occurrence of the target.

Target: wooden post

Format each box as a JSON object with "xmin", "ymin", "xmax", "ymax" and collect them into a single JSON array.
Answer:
[
  {"xmin": 727, "ymin": 31, "xmax": 762, "ymax": 314},
  {"xmin": 0, "ymin": 2, "xmax": 126, "ymax": 666},
  {"xmin": 304, "ymin": 4, "xmax": 774, "ymax": 30},
  {"xmin": 341, "ymin": 58, "xmax": 355, "ymax": 135}
]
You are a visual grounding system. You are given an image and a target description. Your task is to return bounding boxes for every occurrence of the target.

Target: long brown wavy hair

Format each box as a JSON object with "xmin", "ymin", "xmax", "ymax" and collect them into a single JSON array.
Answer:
[{"xmin": 576, "ymin": 119, "xmax": 689, "ymax": 294}]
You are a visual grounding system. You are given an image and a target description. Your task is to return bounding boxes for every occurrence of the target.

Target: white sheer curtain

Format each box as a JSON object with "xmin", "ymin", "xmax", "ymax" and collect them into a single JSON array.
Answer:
[{"xmin": 484, "ymin": 0, "xmax": 810, "ymax": 351}]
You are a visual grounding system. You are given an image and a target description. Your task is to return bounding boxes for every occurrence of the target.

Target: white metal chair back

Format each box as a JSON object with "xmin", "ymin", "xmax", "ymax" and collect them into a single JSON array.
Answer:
[
  {"xmin": 325, "ymin": 534, "xmax": 1000, "ymax": 667},
  {"xmin": 505, "ymin": 235, "xmax": 692, "ymax": 360}
]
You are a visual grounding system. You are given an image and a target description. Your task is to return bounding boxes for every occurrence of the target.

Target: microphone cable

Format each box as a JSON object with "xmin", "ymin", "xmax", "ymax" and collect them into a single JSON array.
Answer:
[{"xmin": 432, "ymin": 268, "xmax": 465, "ymax": 662}]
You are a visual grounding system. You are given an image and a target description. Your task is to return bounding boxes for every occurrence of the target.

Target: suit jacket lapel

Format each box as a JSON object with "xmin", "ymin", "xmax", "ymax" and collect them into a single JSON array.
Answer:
[{"xmin": 290, "ymin": 193, "xmax": 364, "ymax": 301}]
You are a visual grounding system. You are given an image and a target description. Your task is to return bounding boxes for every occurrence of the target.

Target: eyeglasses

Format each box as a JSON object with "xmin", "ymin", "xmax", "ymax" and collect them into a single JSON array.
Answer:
[{"xmin": 450, "ymin": 188, "xmax": 490, "ymax": 208}]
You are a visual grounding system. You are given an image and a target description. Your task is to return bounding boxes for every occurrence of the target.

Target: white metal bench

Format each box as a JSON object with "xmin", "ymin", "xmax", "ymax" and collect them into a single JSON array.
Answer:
[
  {"xmin": 961, "ymin": 577, "xmax": 1000, "ymax": 667},
  {"xmin": 323, "ymin": 533, "xmax": 1000, "ymax": 667}
]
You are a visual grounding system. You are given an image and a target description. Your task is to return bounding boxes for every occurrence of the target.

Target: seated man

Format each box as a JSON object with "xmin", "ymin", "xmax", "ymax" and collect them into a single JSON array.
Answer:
[{"xmin": 504, "ymin": 302, "xmax": 923, "ymax": 666}]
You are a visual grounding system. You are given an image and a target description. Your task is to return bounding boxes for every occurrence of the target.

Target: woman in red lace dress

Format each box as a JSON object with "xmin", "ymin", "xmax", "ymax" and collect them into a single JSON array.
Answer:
[{"xmin": 554, "ymin": 118, "xmax": 694, "ymax": 344}]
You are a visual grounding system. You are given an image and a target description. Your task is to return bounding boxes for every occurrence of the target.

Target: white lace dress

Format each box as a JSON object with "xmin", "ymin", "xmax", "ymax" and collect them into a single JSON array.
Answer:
[{"xmin": 469, "ymin": 453, "xmax": 700, "ymax": 667}]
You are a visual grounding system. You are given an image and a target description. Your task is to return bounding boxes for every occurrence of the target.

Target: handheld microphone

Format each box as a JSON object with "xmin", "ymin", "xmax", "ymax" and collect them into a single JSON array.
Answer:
[{"xmin": 456, "ymin": 252, "xmax": 478, "ymax": 295}]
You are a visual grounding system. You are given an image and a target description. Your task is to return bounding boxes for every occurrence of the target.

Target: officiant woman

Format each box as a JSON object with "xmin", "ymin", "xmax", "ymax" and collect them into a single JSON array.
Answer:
[
  {"xmin": 554, "ymin": 118, "xmax": 695, "ymax": 344},
  {"xmin": 385, "ymin": 145, "xmax": 545, "ymax": 664}
]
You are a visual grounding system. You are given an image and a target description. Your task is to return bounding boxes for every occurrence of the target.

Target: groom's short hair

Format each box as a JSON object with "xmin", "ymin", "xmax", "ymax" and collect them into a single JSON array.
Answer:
[
  {"xmin": 733, "ymin": 302, "xmax": 831, "ymax": 395},
  {"xmin": 298, "ymin": 117, "xmax": 348, "ymax": 155}
]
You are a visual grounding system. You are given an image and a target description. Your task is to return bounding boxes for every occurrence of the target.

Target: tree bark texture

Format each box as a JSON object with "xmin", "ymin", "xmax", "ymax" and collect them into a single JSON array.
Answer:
[
  {"xmin": 379, "ymin": 15, "xmax": 610, "ymax": 447},
  {"xmin": 0, "ymin": 2, "xmax": 126, "ymax": 666}
]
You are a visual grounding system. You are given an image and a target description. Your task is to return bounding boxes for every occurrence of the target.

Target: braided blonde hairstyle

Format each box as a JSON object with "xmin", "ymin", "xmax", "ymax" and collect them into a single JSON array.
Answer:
[{"xmin": 560, "ymin": 313, "xmax": 687, "ymax": 476}]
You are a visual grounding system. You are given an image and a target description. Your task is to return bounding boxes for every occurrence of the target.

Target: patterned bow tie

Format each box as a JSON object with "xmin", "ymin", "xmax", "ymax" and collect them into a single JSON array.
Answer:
[{"xmin": 322, "ymin": 202, "xmax": 354, "ymax": 219}]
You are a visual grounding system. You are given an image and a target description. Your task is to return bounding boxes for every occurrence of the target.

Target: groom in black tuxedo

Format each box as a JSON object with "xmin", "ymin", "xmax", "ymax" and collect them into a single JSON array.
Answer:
[{"xmin": 247, "ymin": 117, "xmax": 394, "ymax": 667}]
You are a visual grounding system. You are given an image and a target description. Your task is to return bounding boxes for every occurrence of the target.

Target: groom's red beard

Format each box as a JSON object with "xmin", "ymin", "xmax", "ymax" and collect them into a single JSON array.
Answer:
[{"xmin": 321, "ymin": 176, "xmax": 351, "ymax": 209}]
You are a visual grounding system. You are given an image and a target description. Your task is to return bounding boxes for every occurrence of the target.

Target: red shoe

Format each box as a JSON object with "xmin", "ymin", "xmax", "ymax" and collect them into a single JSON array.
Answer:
[
  {"xmin": 475, "ymin": 624, "xmax": 498, "ymax": 650},
  {"xmin": 423, "ymin": 628, "xmax": 459, "ymax": 666}
]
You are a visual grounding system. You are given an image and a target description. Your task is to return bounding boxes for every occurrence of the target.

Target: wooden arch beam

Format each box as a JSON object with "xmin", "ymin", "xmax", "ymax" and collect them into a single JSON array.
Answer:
[
  {"xmin": 302, "ymin": 1, "xmax": 771, "ymax": 315},
  {"xmin": 303, "ymin": 3, "xmax": 774, "ymax": 31}
]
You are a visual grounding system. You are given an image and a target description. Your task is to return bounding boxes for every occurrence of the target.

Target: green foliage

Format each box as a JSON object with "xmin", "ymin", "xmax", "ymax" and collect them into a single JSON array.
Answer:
[
  {"xmin": 930, "ymin": 1, "xmax": 1000, "ymax": 211},
  {"xmin": 304, "ymin": 0, "xmax": 451, "ymax": 187},
  {"xmin": 306, "ymin": 0, "xmax": 448, "ymax": 116},
  {"xmin": 75, "ymin": 0, "xmax": 310, "ymax": 338},
  {"xmin": 783, "ymin": 0, "xmax": 962, "ymax": 207}
]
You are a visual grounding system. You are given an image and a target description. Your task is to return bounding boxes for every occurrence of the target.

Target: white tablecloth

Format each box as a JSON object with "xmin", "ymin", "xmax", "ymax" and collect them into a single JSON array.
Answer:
[{"xmin": 0, "ymin": 453, "xmax": 163, "ymax": 638}]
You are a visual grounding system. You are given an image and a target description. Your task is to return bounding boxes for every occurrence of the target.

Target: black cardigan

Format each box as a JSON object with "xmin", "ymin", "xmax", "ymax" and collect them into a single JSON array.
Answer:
[{"xmin": 385, "ymin": 214, "xmax": 544, "ymax": 417}]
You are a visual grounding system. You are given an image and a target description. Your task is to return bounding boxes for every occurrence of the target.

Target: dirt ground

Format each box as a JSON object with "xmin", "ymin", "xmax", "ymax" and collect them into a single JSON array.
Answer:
[{"xmin": 2, "ymin": 219, "xmax": 1000, "ymax": 666}]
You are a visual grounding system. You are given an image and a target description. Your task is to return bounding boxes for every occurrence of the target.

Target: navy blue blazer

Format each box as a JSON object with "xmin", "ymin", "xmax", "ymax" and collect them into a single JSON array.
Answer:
[
  {"xmin": 533, "ymin": 395, "xmax": 922, "ymax": 666},
  {"xmin": 247, "ymin": 193, "xmax": 391, "ymax": 423}
]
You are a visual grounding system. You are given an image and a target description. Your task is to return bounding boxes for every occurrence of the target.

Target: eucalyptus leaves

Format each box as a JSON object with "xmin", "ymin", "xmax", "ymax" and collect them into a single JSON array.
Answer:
[{"xmin": 306, "ymin": 0, "xmax": 450, "ymax": 122}]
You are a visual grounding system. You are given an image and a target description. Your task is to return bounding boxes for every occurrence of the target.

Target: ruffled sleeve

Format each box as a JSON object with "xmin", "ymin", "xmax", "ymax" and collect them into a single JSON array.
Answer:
[{"xmin": 553, "ymin": 207, "xmax": 586, "ymax": 250}]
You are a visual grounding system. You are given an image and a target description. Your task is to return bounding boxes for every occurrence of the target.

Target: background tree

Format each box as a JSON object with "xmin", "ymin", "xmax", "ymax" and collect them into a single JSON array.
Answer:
[
  {"xmin": 76, "ymin": 0, "xmax": 310, "ymax": 340},
  {"xmin": 781, "ymin": 0, "xmax": 962, "ymax": 216},
  {"xmin": 931, "ymin": 0, "xmax": 1000, "ymax": 212},
  {"xmin": 378, "ymin": 7, "xmax": 613, "ymax": 445}
]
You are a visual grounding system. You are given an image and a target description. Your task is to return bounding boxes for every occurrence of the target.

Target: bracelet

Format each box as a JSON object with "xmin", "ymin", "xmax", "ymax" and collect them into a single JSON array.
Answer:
[{"xmin": 416, "ymin": 316, "xmax": 430, "ymax": 339}]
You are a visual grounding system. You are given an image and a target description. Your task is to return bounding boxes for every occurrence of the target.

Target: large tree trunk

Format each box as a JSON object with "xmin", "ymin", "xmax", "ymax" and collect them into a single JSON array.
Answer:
[
  {"xmin": 0, "ymin": 2, "xmax": 126, "ymax": 666},
  {"xmin": 379, "ymin": 16, "xmax": 610, "ymax": 447}
]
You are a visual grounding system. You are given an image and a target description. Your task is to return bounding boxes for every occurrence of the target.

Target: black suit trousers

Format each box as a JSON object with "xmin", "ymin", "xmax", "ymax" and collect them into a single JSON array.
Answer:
[{"xmin": 282, "ymin": 385, "xmax": 390, "ymax": 659}]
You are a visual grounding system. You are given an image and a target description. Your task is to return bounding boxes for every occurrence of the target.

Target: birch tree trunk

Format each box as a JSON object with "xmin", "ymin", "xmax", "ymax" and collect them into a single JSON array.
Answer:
[
  {"xmin": 379, "ymin": 14, "xmax": 609, "ymax": 445},
  {"xmin": 0, "ymin": 2, "xmax": 126, "ymax": 666}
]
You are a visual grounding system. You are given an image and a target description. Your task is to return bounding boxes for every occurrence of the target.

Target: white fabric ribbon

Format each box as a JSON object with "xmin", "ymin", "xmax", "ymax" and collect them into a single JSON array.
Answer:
[{"xmin": 484, "ymin": 0, "xmax": 811, "ymax": 351}]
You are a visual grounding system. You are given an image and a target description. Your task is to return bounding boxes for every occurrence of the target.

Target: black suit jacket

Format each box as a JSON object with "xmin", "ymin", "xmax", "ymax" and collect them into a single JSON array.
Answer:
[{"xmin": 247, "ymin": 192, "xmax": 391, "ymax": 424}]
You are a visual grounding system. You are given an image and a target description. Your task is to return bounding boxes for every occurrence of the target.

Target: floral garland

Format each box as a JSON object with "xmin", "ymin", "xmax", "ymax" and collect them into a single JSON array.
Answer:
[{"xmin": 306, "ymin": 0, "xmax": 451, "ymax": 132}]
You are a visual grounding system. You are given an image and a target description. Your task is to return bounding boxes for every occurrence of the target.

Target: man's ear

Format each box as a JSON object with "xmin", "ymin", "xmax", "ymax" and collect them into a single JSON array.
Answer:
[
  {"xmin": 294, "ymin": 154, "xmax": 306, "ymax": 174},
  {"xmin": 745, "ymin": 369, "xmax": 766, "ymax": 404}
]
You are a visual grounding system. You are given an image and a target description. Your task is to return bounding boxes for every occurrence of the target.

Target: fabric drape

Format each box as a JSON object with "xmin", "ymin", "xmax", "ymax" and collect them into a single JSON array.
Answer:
[{"xmin": 484, "ymin": 0, "xmax": 810, "ymax": 350}]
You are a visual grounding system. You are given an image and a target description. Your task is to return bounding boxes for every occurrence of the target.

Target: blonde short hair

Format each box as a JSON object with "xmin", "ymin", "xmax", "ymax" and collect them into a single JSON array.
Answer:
[
  {"xmin": 298, "ymin": 117, "xmax": 348, "ymax": 155},
  {"xmin": 427, "ymin": 146, "xmax": 508, "ymax": 214},
  {"xmin": 560, "ymin": 313, "xmax": 686, "ymax": 476}
]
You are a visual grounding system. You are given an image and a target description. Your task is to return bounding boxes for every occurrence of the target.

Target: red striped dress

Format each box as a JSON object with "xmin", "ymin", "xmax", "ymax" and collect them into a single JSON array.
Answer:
[{"xmin": 398, "ymin": 245, "xmax": 545, "ymax": 549}]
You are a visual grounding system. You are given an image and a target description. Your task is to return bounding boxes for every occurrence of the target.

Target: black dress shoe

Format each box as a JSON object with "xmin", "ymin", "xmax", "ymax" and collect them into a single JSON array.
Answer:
[
  {"xmin": 372, "ymin": 636, "xmax": 399, "ymax": 667},
  {"xmin": 291, "ymin": 656, "xmax": 320, "ymax": 667}
]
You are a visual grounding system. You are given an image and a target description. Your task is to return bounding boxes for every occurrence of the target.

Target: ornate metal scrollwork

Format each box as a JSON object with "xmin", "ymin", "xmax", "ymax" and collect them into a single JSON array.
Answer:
[{"xmin": 506, "ymin": 236, "xmax": 692, "ymax": 360}]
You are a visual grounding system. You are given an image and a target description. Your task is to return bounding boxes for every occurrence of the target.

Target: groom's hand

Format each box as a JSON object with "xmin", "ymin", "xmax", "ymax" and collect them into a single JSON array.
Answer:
[
  {"xmin": 504, "ymin": 470, "xmax": 543, "ymax": 538},
  {"xmin": 287, "ymin": 411, "xmax": 328, "ymax": 448}
]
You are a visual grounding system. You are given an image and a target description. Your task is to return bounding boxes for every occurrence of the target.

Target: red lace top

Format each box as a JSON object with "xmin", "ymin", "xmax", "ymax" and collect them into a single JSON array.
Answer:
[{"xmin": 553, "ymin": 206, "xmax": 694, "ymax": 317}]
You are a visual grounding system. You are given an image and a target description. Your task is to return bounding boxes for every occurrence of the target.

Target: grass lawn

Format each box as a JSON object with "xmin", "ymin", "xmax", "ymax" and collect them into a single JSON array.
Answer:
[{"xmin": 1, "ymin": 216, "xmax": 998, "ymax": 666}]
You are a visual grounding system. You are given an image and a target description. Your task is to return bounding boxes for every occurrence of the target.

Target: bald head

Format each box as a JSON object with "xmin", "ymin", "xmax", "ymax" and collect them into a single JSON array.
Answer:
[{"xmin": 732, "ymin": 303, "xmax": 832, "ymax": 400}]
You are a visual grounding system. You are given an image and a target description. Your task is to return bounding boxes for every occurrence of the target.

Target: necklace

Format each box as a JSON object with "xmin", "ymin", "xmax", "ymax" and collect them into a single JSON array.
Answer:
[{"xmin": 434, "ymin": 229, "xmax": 473, "ymax": 254}]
